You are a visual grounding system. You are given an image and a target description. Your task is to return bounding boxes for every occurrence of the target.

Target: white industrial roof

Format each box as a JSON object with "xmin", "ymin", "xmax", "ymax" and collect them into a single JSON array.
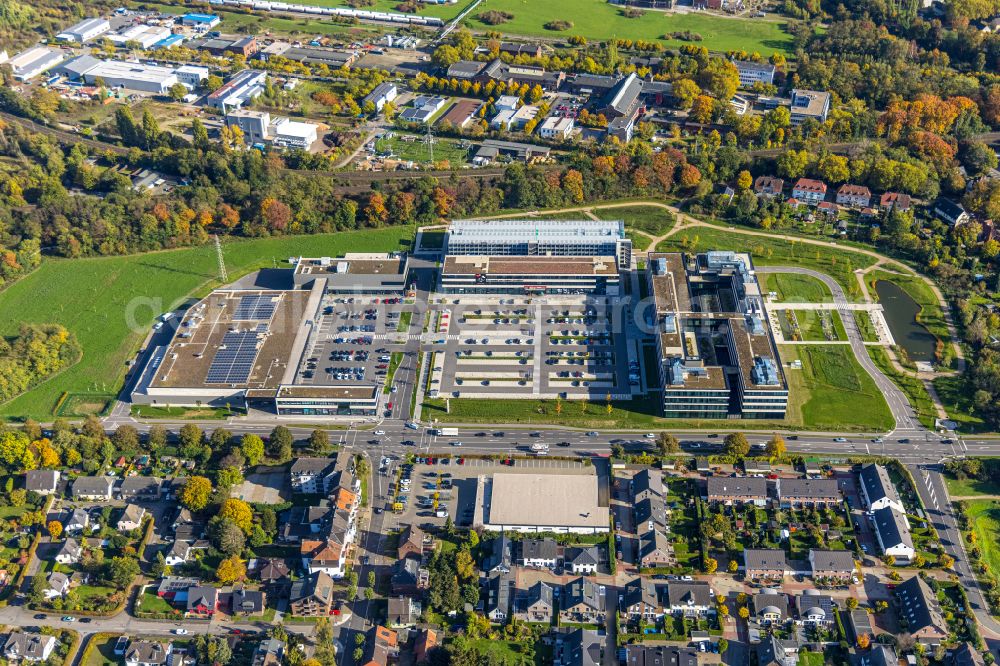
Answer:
[
  {"xmin": 274, "ymin": 119, "xmax": 318, "ymax": 139},
  {"xmin": 485, "ymin": 473, "xmax": 609, "ymax": 530},
  {"xmin": 86, "ymin": 60, "xmax": 177, "ymax": 84}
]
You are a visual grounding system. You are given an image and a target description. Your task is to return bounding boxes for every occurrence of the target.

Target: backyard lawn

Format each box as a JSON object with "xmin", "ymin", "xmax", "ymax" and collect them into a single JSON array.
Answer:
[
  {"xmin": 462, "ymin": 0, "xmax": 796, "ymax": 56},
  {"xmin": 0, "ymin": 227, "xmax": 415, "ymax": 420},
  {"xmin": 759, "ymin": 272, "xmax": 833, "ymax": 303}
]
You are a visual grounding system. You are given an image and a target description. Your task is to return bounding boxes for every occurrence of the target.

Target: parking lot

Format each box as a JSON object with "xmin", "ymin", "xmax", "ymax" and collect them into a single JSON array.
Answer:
[
  {"xmin": 379, "ymin": 455, "xmax": 594, "ymax": 532},
  {"xmin": 427, "ymin": 296, "xmax": 639, "ymax": 401}
]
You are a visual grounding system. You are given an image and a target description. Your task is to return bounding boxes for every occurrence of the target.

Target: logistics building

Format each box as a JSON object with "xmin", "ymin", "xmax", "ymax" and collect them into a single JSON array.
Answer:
[
  {"xmin": 57, "ymin": 18, "xmax": 111, "ymax": 43},
  {"xmin": 9, "ymin": 47, "xmax": 64, "ymax": 81},
  {"xmin": 81, "ymin": 60, "xmax": 179, "ymax": 94},
  {"xmin": 106, "ymin": 25, "xmax": 174, "ymax": 50},
  {"xmin": 473, "ymin": 473, "xmax": 610, "ymax": 534},
  {"xmin": 647, "ymin": 251, "xmax": 788, "ymax": 419}
]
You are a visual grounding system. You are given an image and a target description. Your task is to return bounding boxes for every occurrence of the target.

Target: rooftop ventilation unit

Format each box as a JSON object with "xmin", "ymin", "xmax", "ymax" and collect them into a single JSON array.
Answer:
[{"xmin": 751, "ymin": 356, "xmax": 780, "ymax": 385}]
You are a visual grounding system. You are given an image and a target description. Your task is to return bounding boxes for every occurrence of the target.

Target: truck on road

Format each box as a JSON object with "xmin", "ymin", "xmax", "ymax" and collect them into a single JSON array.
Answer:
[
  {"xmin": 530, "ymin": 442, "xmax": 549, "ymax": 455},
  {"xmin": 436, "ymin": 427, "xmax": 459, "ymax": 437}
]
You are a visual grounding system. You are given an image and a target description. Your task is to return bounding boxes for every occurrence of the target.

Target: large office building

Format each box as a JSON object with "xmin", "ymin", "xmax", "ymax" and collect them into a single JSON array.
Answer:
[
  {"xmin": 440, "ymin": 219, "xmax": 631, "ymax": 294},
  {"xmin": 647, "ymin": 251, "xmax": 788, "ymax": 420}
]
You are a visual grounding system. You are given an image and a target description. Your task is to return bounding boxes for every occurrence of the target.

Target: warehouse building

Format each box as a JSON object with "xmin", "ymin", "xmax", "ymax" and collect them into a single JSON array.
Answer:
[
  {"xmin": 647, "ymin": 251, "xmax": 788, "ymax": 420},
  {"xmin": 57, "ymin": 18, "xmax": 111, "ymax": 43},
  {"xmin": 174, "ymin": 64, "xmax": 210, "ymax": 89},
  {"xmin": 9, "ymin": 47, "xmax": 64, "ymax": 81},
  {"xmin": 272, "ymin": 118, "xmax": 317, "ymax": 149},
  {"xmin": 207, "ymin": 69, "xmax": 267, "ymax": 111},
  {"xmin": 181, "ymin": 13, "xmax": 221, "ymax": 29},
  {"xmin": 106, "ymin": 24, "xmax": 174, "ymax": 50},
  {"xmin": 54, "ymin": 55, "xmax": 103, "ymax": 81},
  {"xmin": 82, "ymin": 60, "xmax": 178, "ymax": 94},
  {"xmin": 292, "ymin": 254, "xmax": 409, "ymax": 295},
  {"xmin": 474, "ymin": 473, "xmax": 610, "ymax": 534},
  {"xmin": 225, "ymin": 109, "xmax": 319, "ymax": 149}
]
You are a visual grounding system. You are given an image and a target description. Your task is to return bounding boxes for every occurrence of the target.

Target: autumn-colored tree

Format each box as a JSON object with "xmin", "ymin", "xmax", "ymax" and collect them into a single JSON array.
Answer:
[
  {"xmin": 432, "ymin": 187, "xmax": 455, "ymax": 218},
  {"xmin": 857, "ymin": 633, "xmax": 871, "ymax": 650},
  {"xmin": 765, "ymin": 434, "xmax": 786, "ymax": 458},
  {"xmin": 260, "ymin": 198, "xmax": 292, "ymax": 232},
  {"xmin": 736, "ymin": 170, "xmax": 753, "ymax": 191},
  {"xmin": 37, "ymin": 440, "xmax": 60, "ymax": 468},
  {"xmin": 219, "ymin": 204, "xmax": 240, "ymax": 230},
  {"xmin": 390, "ymin": 191, "xmax": 416, "ymax": 224},
  {"xmin": 738, "ymin": 606, "xmax": 750, "ymax": 620},
  {"xmin": 727, "ymin": 559, "xmax": 739, "ymax": 573},
  {"xmin": 562, "ymin": 169, "xmax": 585, "ymax": 203},
  {"xmin": 220, "ymin": 499, "xmax": 254, "ymax": 534},
  {"xmin": 216, "ymin": 556, "xmax": 246, "ymax": 584},
  {"xmin": 180, "ymin": 476, "xmax": 213, "ymax": 511},
  {"xmin": 704, "ymin": 556, "xmax": 718, "ymax": 573},
  {"xmin": 690, "ymin": 95, "xmax": 715, "ymax": 124},
  {"xmin": 364, "ymin": 192, "xmax": 388, "ymax": 227},
  {"xmin": 672, "ymin": 78, "xmax": 700, "ymax": 110},
  {"xmin": 679, "ymin": 164, "xmax": 702, "ymax": 189},
  {"xmin": 47, "ymin": 520, "xmax": 62, "ymax": 540},
  {"xmin": 846, "ymin": 597, "xmax": 859, "ymax": 610}
]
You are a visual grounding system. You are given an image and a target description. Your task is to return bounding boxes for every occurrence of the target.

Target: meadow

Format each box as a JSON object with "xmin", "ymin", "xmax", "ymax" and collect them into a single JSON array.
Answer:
[{"xmin": 0, "ymin": 227, "xmax": 415, "ymax": 420}]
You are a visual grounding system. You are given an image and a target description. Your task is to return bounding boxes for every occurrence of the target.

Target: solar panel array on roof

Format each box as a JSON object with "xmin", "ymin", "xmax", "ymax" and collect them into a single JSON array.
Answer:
[
  {"xmin": 233, "ymin": 294, "xmax": 277, "ymax": 320},
  {"xmin": 205, "ymin": 330, "xmax": 261, "ymax": 384}
]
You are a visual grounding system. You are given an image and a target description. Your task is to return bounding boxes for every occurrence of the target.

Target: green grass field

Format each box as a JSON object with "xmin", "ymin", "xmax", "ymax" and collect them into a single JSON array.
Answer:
[
  {"xmin": 759, "ymin": 273, "xmax": 832, "ymax": 303},
  {"xmin": 963, "ymin": 500, "xmax": 1000, "ymax": 576},
  {"xmin": 283, "ymin": 0, "xmax": 470, "ymax": 18},
  {"xmin": 781, "ymin": 345, "xmax": 894, "ymax": 432},
  {"xmin": 785, "ymin": 309, "xmax": 846, "ymax": 342},
  {"xmin": 593, "ymin": 205, "xmax": 676, "ymax": 237},
  {"xmin": 934, "ymin": 374, "xmax": 990, "ymax": 433},
  {"xmin": 143, "ymin": 2, "xmax": 388, "ymax": 38},
  {"xmin": 463, "ymin": 0, "xmax": 795, "ymax": 55},
  {"xmin": 375, "ymin": 132, "xmax": 471, "ymax": 166},
  {"xmin": 658, "ymin": 227, "xmax": 876, "ymax": 301},
  {"xmin": 869, "ymin": 269, "xmax": 951, "ymax": 368},
  {"xmin": 0, "ymin": 227, "xmax": 415, "ymax": 420},
  {"xmin": 854, "ymin": 311, "xmax": 879, "ymax": 343},
  {"xmin": 946, "ymin": 476, "xmax": 1000, "ymax": 498}
]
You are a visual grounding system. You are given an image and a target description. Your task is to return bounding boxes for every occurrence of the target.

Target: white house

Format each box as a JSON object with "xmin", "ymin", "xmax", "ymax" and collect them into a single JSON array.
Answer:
[
  {"xmin": 63, "ymin": 508, "xmax": 89, "ymax": 535},
  {"xmin": 45, "ymin": 572, "xmax": 70, "ymax": 600},
  {"xmin": 495, "ymin": 95, "xmax": 520, "ymax": 112},
  {"xmin": 871, "ymin": 506, "xmax": 915, "ymax": 564},
  {"xmin": 520, "ymin": 539, "xmax": 558, "ymax": 568},
  {"xmin": 55, "ymin": 538, "xmax": 82, "ymax": 565},
  {"xmin": 859, "ymin": 464, "xmax": 905, "ymax": 514},
  {"xmin": 117, "ymin": 504, "xmax": 147, "ymax": 532},
  {"xmin": 4, "ymin": 632, "xmax": 56, "ymax": 662}
]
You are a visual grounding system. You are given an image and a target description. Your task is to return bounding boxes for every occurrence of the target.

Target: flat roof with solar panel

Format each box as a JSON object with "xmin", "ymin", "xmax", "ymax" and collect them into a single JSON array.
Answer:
[
  {"xmin": 233, "ymin": 294, "xmax": 278, "ymax": 321},
  {"xmin": 205, "ymin": 329, "xmax": 264, "ymax": 384}
]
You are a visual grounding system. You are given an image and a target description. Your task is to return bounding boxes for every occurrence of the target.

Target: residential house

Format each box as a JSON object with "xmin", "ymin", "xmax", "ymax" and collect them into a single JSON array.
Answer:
[
  {"xmin": 63, "ymin": 508, "xmax": 89, "ymax": 535},
  {"xmin": 117, "ymin": 504, "xmax": 147, "ymax": 532},
  {"xmin": 560, "ymin": 577, "xmax": 605, "ymax": 624},
  {"xmin": 391, "ymin": 556, "xmax": 428, "ymax": 595},
  {"xmin": 289, "ymin": 571, "xmax": 336, "ymax": 616},
  {"xmin": 185, "ymin": 585, "xmax": 219, "ymax": 617},
  {"xmin": 552, "ymin": 627, "xmax": 603, "ymax": 666},
  {"xmin": 279, "ymin": 504, "xmax": 333, "ymax": 543},
  {"xmin": 622, "ymin": 577, "xmax": 661, "ymax": 621},
  {"xmin": 520, "ymin": 538, "xmax": 558, "ymax": 568},
  {"xmin": 607, "ymin": 115, "xmax": 635, "ymax": 143},
  {"xmin": 484, "ymin": 534, "xmax": 513, "ymax": 573},
  {"xmin": 516, "ymin": 581, "xmax": 554, "ymax": 623},
  {"xmin": 836, "ymin": 184, "xmax": 872, "ymax": 208},
  {"xmin": 847, "ymin": 608, "xmax": 875, "ymax": 643},
  {"xmin": 859, "ymin": 464, "xmax": 905, "ymax": 513},
  {"xmin": 55, "ymin": 538, "xmax": 82, "ymax": 565},
  {"xmin": 753, "ymin": 592, "xmax": 789, "ymax": 624},
  {"xmin": 156, "ymin": 576, "xmax": 201, "ymax": 600},
  {"xmin": 397, "ymin": 524, "xmax": 426, "ymax": 561},
  {"xmin": 896, "ymin": 575, "xmax": 948, "ymax": 646},
  {"xmin": 360, "ymin": 626, "xmax": 398, "ymax": 666},
  {"xmin": 860, "ymin": 645, "xmax": 898, "ymax": 666},
  {"xmin": 289, "ymin": 457, "xmax": 338, "ymax": 494},
  {"xmin": 934, "ymin": 199, "xmax": 970, "ymax": 226},
  {"xmin": 774, "ymin": 478, "xmax": 840, "ymax": 508},
  {"xmin": 124, "ymin": 641, "xmax": 171, "ymax": 666},
  {"xmin": 637, "ymin": 529, "xmax": 675, "ymax": 569},
  {"xmin": 706, "ymin": 476, "xmax": 768, "ymax": 505},
  {"xmin": 387, "ymin": 595, "xmax": 422, "ymax": 627},
  {"xmin": 754, "ymin": 176, "xmax": 784, "ymax": 198},
  {"xmin": 72, "ymin": 476, "xmax": 114, "ymax": 500},
  {"xmin": 499, "ymin": 41, "xmax": 543, "ymax": 58},
  {"xmin": 818, "ymin": 201, "xmax": 841, "ymax": 219},
  {"xmin": 300, "ymin": 532, "xmax": 350, "ymax": 579},
  {"xmin": 413, "ymin": 628, "xmax": 438, "ymax": 664},
  {"xmin": 255, "ymin": 558, "xmax": 291, "ymax": 587},
  {"xmin": 251, "ymin": 638, "xmax": 285, "ymax": 666},
  {"xmin": 631, "ymin": 469, "xmax": 663, "ymax": 503},
  {"xmin": 795, "ymin": 590, "xmax": 835, "ymax": 627},
  {"xmin": 634, "ymin": 498, "xmax": 667, "ymax": 533},
  {"xmin": 25, "ymin": 470, "xmax": 59, "ymax": 495},
  {"xmin": 3, "ymin": 632, "xmax": 56, "ymax": 662},
  {"xmin": 791, "ymin": 178, "xmax": 827, "ymax": 205},
  {"xmin": 808, "ymin": 549, "xmax": 856, "ymax": 582},
  {"xmin": 231, "ymin": 584, "xmax": 266, "ymax": 615},
  {"xmin": 665, "ymin": 581, "xmax": 712, "ymax": 617},
  {"xmin": 756, "ymin": 636, "xmax": 800, "ymax": 666},
  {"xmin": 165, "ymin": 540, "xmax": 192, "ymax": 567},
  {"xmin": 879, "ymin": 192, "xmax": 912, "ymax": 212},
  {"xmin": 119, "ymin": 476, "xmax": 161, "ymax": 499},
  {"xmin": 744, "ymin": 549, "xmax": 787, "ymax": 582},
  {"xmin": 45, "ymin": 571, "xmax": 70, "ymax": 599},
  {"xmin": 565, "ymin": 546, "xmax": 600, "ymax": 574},
  {"xmin": 951, "ymin": 643, "xmax": 986, "ymax": 666},
  {"xmin": 871, "ymin": 506, "xmax": 915, "ymax": 563},
  {"xmin": 625, "ymin": 646, "xmax": 698, "ymax": 666},
  {"xmin": 485, "ymin": 571, "xmax": 514, "ymax": 622}
]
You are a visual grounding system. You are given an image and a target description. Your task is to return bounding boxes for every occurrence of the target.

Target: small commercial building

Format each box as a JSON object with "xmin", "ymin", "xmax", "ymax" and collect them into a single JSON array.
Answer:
[
  {"xmin": 57, "ymin": 17, "xmax": 111, "ymax": 43},
  {"xmin": 733, "ymin": 60, "xmax": 776, "ymax": 87},
  {"xmin": 107, "ymin": 24, "xmax": 174, "ymax": 50},
  {"xmin": 474, "ymin": 473, "xmax": 610, "ymax": 534},
  {"xmin": 272, "ymin": 118, "xmax": 318, "ymax": 149},
  {"xmin": 538, "ymin": 115, "xmax": 574, "ymax": 139},
  {"xmin": 181, "ymin": 13, "xmax": 221, "ymax": 29},
  {"xmin": 9, "ymin": 47, "xmax": 64, "ymax": 81},
  {"xmin": 174, "ymin": 64, "xmax": 210, "ymax": 89},
  {"xmin": 226, "ymin": 109, "xmax": 270, "ymax": 144},
  {"xmin": 362, "ymin": 82, "xmax": 397, "ymax": 112},
  {"xmin": 207, "ymin": 69, "xmax": 266, "ymax": 111},
  {"xmin": 81, "ymin": 60, "xmax": 179, "ymax": 94}
]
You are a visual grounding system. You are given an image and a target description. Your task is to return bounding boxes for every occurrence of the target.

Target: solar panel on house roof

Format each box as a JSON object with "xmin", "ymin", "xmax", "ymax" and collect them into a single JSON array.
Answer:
[
  {"xmin": 233, "ymin": 294, "xmax": 277, "ymax": 320},
  {"xmin": 205, "ymin": 330, "xmax": 261, "ymax": 384}
]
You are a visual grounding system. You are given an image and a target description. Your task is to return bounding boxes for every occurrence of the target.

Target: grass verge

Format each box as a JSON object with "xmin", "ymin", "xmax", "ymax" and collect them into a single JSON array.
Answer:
[
  {"xmin": 866, "ymin": 347, "xmax": 937, "ymax": 430},
  {"xmin": 758, "ymin": 272, "xmax": 833, "ymax": 303}
]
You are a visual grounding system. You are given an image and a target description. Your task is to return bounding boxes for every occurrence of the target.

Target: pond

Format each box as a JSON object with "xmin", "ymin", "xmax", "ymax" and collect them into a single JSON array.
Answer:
[{"xmin": 874, "ymin": 280, "xmax": 937, "ymax": 364}]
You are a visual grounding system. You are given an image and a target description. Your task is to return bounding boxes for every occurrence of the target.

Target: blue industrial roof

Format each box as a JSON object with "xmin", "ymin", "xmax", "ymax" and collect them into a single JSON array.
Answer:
[
  {"xmin": 155, "ymin": 34, "xmax": 186, "ymax": 48},
  {"xmin": 183, "ymin": 13, "xmax": 220, "ymax": 22}
]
